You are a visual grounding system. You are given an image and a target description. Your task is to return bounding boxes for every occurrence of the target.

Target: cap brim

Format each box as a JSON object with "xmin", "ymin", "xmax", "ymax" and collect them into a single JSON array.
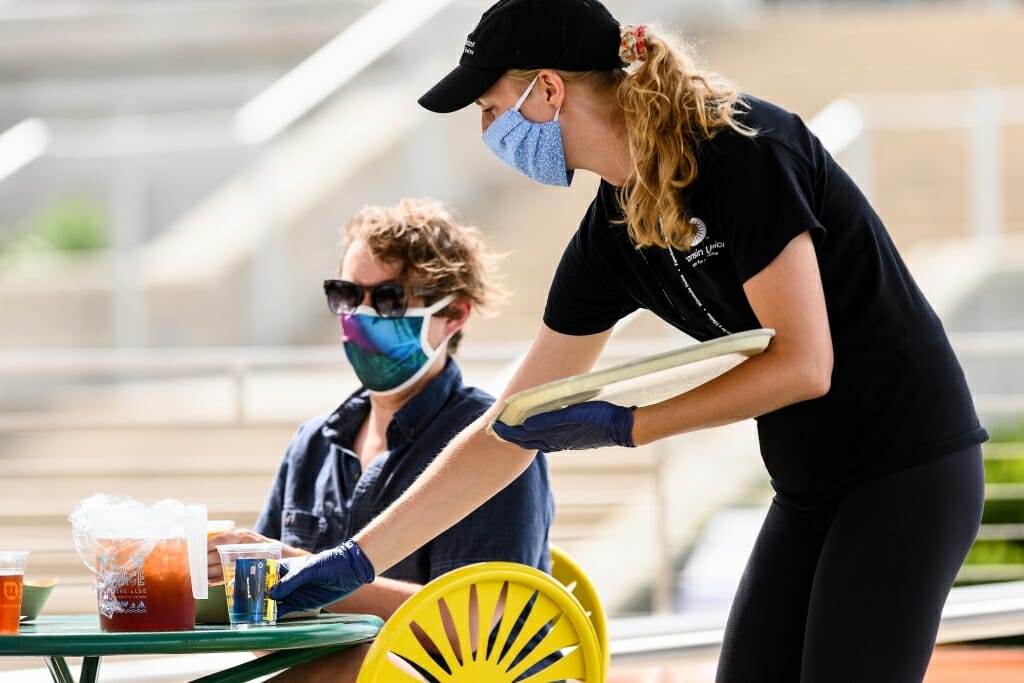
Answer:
[{"xmin": 417, "ymin": 64, "xmax": 506, "ymax": 114}]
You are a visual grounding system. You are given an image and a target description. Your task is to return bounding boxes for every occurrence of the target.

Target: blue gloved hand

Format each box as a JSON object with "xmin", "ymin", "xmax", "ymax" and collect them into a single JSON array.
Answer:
[
  {"xmin": 492, "ymin": 400, "xmax": 635, "ymax": 453},
  {"xmin": 268, "ymin": 539, "xmax": 375, "ymax": 615}
]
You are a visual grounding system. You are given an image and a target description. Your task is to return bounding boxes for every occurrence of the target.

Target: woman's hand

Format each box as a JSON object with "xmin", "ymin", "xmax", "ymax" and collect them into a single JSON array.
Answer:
[
  {"xmin": 268, "ymin": 539, "xmax": 376, "ymax": 615},
  {"xmin": 492, "ymin": 400, "xmax": 635, "ymax": 452},
  {"xmin": 206, "ymin": 528, "xmax": 308, "ymax": 583}
]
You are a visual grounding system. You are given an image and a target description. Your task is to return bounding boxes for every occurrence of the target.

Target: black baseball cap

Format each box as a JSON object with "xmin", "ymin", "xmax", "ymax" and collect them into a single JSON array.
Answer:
[{"xmin": 418, "ymin": 0, "xmax": 624, "ymax": 114}]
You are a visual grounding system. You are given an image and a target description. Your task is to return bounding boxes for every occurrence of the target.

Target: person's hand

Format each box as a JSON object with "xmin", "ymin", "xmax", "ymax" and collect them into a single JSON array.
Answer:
[
  {"xmin": 207, "ymin": 528, "xmax": 297, "ymax": 583},
  {"xmin": 268, "ymin": 539, "xmax": 375, "ymax": 615},
  {"xmin": 492, "ymin": 400, "xmax": 635, "ymax": 452},
  {"xmin": 207, "ymin": 529, "xmax": 273, "ymax": 583}
]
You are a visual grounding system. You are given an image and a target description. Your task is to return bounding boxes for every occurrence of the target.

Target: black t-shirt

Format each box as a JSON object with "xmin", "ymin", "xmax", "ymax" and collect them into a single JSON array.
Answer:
[{"xmin": 544, "ymin": 95, "xmax": 987, "ymax": 502}]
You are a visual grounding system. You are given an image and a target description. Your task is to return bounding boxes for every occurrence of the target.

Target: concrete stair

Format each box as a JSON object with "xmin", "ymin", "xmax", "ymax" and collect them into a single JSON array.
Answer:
[
  {"xmin": 0, "ymin": 427, "xmax": 293, "ymax": 613},
  {"xmin": 0, "ymin": 421, "xmax": 670, "ymax": 616}
]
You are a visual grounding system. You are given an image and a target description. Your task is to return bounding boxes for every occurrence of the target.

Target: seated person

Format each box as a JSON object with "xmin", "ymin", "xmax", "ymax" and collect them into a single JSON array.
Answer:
[{"xmin": 208, "ymin": 198, "xmax": 555, "ymax": 682}]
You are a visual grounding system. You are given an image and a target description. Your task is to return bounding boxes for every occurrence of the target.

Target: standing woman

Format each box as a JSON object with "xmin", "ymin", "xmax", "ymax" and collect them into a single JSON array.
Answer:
[{"xmin": 270, "ymin": 2, "xmax": 988, "ymax": 680}]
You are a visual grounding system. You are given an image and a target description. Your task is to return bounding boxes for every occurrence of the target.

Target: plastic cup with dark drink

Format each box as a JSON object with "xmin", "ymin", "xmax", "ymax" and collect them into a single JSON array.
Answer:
[{"xmin": 216, "ymin": 542, "xmax": 283, "ymax": 628}]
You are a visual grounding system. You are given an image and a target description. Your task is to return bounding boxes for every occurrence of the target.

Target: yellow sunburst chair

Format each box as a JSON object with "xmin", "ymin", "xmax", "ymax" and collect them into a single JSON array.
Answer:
[
  {"xmin": 548, "ymin": 543, "xmax": 609, "ymax": 677},
  {"xmin": 356, "ymin": 561, "xmax": 604, "ymax": 682}
]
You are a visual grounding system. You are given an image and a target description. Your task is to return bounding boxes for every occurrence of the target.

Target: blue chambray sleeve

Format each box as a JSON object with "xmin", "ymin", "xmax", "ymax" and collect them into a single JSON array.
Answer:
[
  {"xmin": 253, "ymin": 422, "xmax": 311, "ymax": 539},
  {"xmin": 425, "ymin": 453, "xmax": 555, "ymax": 579},
  {"xmin": 253, "ymin": 456, "xmax": 288, "ymax": 540}
]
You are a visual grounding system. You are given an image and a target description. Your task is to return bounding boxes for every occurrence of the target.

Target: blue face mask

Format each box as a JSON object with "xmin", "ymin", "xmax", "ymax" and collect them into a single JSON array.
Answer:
[
  {"xmin": 340, "ymin": 295, "xmax": 455, "ymax": 395},
  {"xmin": 481, "ymin": 76, "xmax": 574, "ymax": 187}
]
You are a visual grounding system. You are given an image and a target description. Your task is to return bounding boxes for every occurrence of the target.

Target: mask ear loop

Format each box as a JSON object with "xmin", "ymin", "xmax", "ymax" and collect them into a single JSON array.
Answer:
[
  {"xmin": 515, "ymin": 76, "xmax": 562, "ymax": 123},
  {"xmin": 410, "ymin": 294, "xmax": 456, "ymax": 355},
  {"xmin": 512, "ymin": 76, "xmax": 539, "ymax": 112},
  {"xmin": 368, "ymin": 294, "xmax": 457, "ymax": 397}
]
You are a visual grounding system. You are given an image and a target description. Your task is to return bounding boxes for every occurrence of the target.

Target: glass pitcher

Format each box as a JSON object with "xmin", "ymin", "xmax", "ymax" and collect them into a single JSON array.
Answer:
[{"xmin": 70, "ymin": 494, "xmax": 208, "ymax": 632}]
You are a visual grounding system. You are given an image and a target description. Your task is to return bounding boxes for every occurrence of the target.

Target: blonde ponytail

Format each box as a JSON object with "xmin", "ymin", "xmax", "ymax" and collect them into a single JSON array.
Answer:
[
  {"xmin": 617, "ymin": 28, "xmax": 752, "ymax": 251},
  {"xmin": 506, "ymin": 27, "xmax": 750, "ymax": 251}
]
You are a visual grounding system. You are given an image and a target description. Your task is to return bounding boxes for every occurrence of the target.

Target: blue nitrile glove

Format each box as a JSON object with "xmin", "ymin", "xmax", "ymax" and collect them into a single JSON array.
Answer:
[
  {"xmin": 268, "ymin": 539, "xmax": 375, "ymax": 615},
  {"xmin": 492, "ymin": 400, "xmax": 635, "ymax": 453}
]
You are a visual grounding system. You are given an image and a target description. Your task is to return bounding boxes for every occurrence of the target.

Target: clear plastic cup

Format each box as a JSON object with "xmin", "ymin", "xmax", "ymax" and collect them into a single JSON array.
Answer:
[
  {"xmin": 216, "ymin": 542, "xmax": 282, "ymax": 628},
  {"xmin": 0, "ymin": 551, "xmax": 30, "ymax": 635},
  {"xmin": 206, "ymin": 519, "xmax": 237, "ymax": 540}
]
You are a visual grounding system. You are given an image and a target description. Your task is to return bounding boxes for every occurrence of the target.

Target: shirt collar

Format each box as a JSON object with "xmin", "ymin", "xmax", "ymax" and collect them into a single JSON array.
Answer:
[
  {"xmin": 322, "ymin": 390, "xmax": 369, "ymax": 446},
  {"xmin": 321, "ymin": 358, "xmax": 463, "ymax": 447},
  {"xmin": 389, "ymin": 358, "xmax": 462, "ymax": 444}
]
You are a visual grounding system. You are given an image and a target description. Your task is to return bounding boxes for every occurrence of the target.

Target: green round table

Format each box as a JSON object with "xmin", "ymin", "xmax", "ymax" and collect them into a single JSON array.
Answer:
[{"xmin": 0, "ymin": 613, "xmax": 383, "ymax": 683}]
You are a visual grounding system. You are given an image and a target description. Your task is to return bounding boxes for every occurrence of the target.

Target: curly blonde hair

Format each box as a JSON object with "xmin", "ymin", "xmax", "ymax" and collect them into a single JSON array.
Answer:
[
  {"xmin": 509, "ymin": 26, "xmax": 752, "ymax": 252},
  {"xmin": 340, "ymin": 198, "xmax": 506, "ymax": 353}
]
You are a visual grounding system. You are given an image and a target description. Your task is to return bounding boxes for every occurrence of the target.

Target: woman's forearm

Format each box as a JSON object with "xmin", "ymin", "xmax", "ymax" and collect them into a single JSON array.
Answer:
[
  {"xmin": 324, "ymin": 576, "xmax": 421, "ymax": 620},
  {"xmin": 631, "ymin": 340, "xmax": 830, "ymax": 445},
  {"xmin": 353, "ymin": 410, "xmax": 536, "ymax": 573},
  {"xmin": 634, "ymin": 231, "xmax": 833, "ymax": 444},
  {"xmin": 352, "ymin": 324, "xmax": 612, "ymax": 574}
]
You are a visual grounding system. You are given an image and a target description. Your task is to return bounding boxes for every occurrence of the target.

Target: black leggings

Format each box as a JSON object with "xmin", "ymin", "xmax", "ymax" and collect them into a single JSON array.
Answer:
[{"xmin": 716, "ymin": 445, "xmax": 984, "ymax": 683}]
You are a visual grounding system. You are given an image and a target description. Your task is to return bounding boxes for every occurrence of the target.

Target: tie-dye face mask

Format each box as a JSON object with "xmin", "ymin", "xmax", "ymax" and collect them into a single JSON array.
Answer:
[{"xmin": 340, "ymin": 295, "xmax": 455, "ymax": 395}]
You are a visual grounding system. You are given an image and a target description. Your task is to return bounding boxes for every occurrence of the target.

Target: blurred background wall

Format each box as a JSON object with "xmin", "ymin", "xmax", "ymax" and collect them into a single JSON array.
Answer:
[
  {"xmin": 1, "ymin": 0, "xmax": 1023, "ymax": 627},
  {"xmin": 1, "ymin": 0, "xmax": 1020, "ymax": 350}
]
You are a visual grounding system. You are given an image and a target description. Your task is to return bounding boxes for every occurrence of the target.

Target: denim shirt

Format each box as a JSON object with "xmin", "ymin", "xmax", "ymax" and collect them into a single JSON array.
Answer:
[{"xmin": 254, "ymin": 358, "xmax": 554, "ymax": 582}]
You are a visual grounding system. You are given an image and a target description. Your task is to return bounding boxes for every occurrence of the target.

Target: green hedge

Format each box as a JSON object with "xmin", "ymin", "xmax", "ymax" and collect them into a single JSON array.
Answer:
[
  {"xmin": 0, "ymin": 196, "xmax": 108, "ymax": 255},
  {"xmin": 965, "ymin": 540, "xmax": 1024, "ymax": 565},
  {"xmin": 960, "ymin": 421, "xmax": 1024, "ymax": 583}
]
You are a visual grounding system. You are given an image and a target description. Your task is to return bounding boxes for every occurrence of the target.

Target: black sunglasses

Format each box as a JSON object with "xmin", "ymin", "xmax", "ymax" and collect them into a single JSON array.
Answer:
[{"xmin": 323, "ymin": 279, "xmax": 436, "ymax": 318}]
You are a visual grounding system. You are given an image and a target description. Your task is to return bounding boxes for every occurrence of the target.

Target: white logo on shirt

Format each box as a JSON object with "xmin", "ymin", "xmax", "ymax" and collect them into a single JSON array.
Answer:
[
  {"xmin": 689, "ymin": 217, "xmax": 708, "ymax": 247},
  {"xmin": 681, "ymin": 217, "xmax": 725, "ymax": 268}
]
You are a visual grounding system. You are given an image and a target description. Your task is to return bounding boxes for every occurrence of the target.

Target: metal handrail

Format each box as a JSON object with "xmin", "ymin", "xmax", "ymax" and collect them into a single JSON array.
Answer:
[
  {"xmin": 234, "ymin": 0, "xmax": 455, "ymax": 144},
  {"xmin": 607, "ymin": 580, "xmax": 1024, "ymax": 662},
  {"xmin": 0, "ymin": 331, "xmax": 1021, "ymax": 430},
  {"xmin": 807, "ymin": 84, "xmax": 1024, "ymax": 247},
  {"xmin": 0, "ymin": 0, "xmax": 455, "ymax": 176},
  {"xmin": 0, "ymin": 330, "xmax": 1018, "ymax": 373},
  {"xmin": 0, "ymin": 117, "xmax": 49, "ymax": 183},
  {"xmin": 949, "ymin": 331, "xmax": 1024, "ymax": 353}
]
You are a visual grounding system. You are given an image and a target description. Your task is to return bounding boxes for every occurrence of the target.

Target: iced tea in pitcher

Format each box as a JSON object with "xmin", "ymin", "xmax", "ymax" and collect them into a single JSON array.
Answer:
[{"xmin": 96, "ymin": 538, "xmax": 195, "ymax": 632}]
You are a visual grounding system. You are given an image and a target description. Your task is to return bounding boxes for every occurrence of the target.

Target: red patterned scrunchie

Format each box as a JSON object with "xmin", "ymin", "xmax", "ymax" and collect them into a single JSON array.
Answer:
[{"xmin": 619, "ymin": 24, "xmax": 648, "ymax": 65}]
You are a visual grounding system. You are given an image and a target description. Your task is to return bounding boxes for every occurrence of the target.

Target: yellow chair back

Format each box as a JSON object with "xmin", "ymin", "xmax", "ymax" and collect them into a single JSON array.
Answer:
[
  {"xmin": 357, "ymin": 561, "xmax": 603, "ymax": 683},
  {"xmin": 549, "ymin": 543, "xmax": 609, "ymax": 676}
]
